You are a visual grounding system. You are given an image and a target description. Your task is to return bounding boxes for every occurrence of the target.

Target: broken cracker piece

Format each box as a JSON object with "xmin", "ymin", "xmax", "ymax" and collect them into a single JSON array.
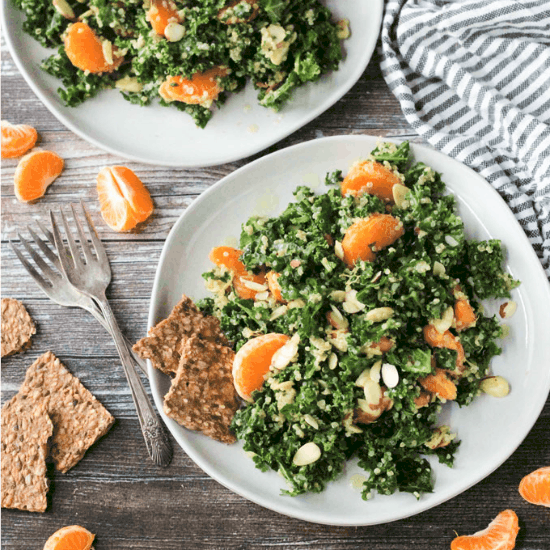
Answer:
[
  {"xmin": 20, "ymin": 351, "xmax": 115, "ymax": 473},
  {"xmin": 1, "ymin": 298, "xmax": 36, "ymax": 357},
  {"xmin": 163, "ymin": 336, "xmax": 239, "ymax": 444},
  {"xmin": 133, "ymin": 294, "xmax": 229, "ymax": 375},
  {"xmin": 1, "ymin": 393, "xmax": 53, "ymax": 513}
]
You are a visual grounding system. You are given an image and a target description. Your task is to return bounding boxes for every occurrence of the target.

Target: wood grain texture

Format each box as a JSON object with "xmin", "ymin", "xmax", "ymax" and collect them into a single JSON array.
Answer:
[{"xmin": 2, "ymin": 34, "xmax": 549, "ymax": 550}]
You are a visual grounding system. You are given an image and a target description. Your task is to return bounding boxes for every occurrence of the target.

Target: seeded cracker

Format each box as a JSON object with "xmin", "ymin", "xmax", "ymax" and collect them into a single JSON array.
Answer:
[
  {"xmin": 133, "ymin": 294, "xmax": 229, "ymax": 375},
  {"xmin": 1, "ymin": 394, "xmax": 53, "ymax": 513},
  {"xmin": 163, "ymin": 336, "xmax": 239, "ymax": 444},
  {"xmin": 1, "ymin": 298, "xmax": 36, "ymax": 357},
  {"xmin": 20, "ymin": 351, "xmax": 114, "ymax": 473}
]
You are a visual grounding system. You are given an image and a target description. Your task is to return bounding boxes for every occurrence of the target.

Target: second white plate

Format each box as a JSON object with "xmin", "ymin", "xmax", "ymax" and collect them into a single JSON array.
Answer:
[
  {"xmin": 2, "ymin": 0, "xmax": 383, "ymax": 167},
  {"xmin": 148, "ymin": 136, "xmax": 550, "ymax": 525}
]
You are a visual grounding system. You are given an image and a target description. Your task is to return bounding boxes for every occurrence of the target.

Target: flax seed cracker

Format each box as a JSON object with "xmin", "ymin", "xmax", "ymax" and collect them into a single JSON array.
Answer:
[
  {"xmin": 1, "ymin": 298, "xmax": 36, "ymax": 357},
  {"xmin": 163, "ymin": 336, "xmax": 239, "ymax": 444},
  {"xmin": 133, "ymin": 294, "xmax": 229, "ymax": 376},
  {"xmin": 1, "ymin": 393, "xmax": 53, "ymax": 513},
  {"xmin": 20, "ymin": 351, "xmax": 114, "ymax": 473}
]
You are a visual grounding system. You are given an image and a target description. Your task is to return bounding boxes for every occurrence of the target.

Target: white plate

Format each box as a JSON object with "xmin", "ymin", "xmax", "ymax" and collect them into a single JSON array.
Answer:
[
  {"xmin": 1, "ymin": 0, "xmax": 382, "ymax": 167},
  {"xmin": 148, "ymin": 136, "xmax": 550, "ymax": 526}
]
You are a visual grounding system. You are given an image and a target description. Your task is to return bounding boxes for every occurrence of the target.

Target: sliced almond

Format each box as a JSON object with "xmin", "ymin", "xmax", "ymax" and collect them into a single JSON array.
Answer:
[
  {"xmin": 366, "ymin": 307, "xmax": 394, "ymax": 323},
  {"xmin": 334, "ymin": 240, "xmax": 344, "ymax": 260},
  {"xmin": 270, "ymin": 334, "xmax": 299, "ymax": 371},
  {"xmin": 328, "ymin": 306, "xmax": 349, "ymax": 330},
  {"xmin": 355, "ymin": 369, "xmax": 371, "ymax": 388},
  {"xmin": 240, "ymin": 278, "xmax": 268, "ymax": 292},
  {"xmin": 431, "ymin": 305, "xmax": 454, "ymax": 334},
  {"xmin": 303, "ymin": 414, "xmax": 319, "ymax": 430},
  {"xmin": 433, "ymin": 261, "xmax": 446, "ymax": 277},
  {"xmin": 102, "ymin": 40, "xmax": 114, "ymax": 66},
  {"xmin": 342, "ymin": 289, "xmax": 365, "ymax": 314},
  {"xmin": 270, "ymin": 305, "xmax": 288, "ymax": 321},
  {"xmin": 53, "ymin": 0, "xmax": 75, "ymax": 19},
  {"xmin": 288, "ymin": 299, "xmax": 305, "ymax": 309},
  {"xmin": 381, "ymin": 363, "xmax": 399, "ymax": 389},
  {"xmin": 363, "ymin": 379, "xmax": 382, "ymax": 406},
  {"xmin": 499, "ymin": 300, "xmax": 517, "ymax": 319},
  {"xmin": 293, "ymin": 442, "xmax": 321, "ymax": 466},
  {"xmin": 445, "ymin": 235, "xmax": 459, "ymax": 247},
  {"xmin": 328, "ymin": 352, "xmax": 338, "ymax": 370},
  {"xmin": 115, "ymin": 76, "xmax": 144, "ymax": 93},
  {"xmin": 370, "ymin": 360, "xmax": 382, "ymax": 383},
  {"xmin": 329, "ymin": 290, "xmax": 346, "ymax": 302},
  {"xmin": 392, "ymin": 183, "xmax": 410, "ymax": 209},
  {"xmin": 329, "ymin": 329, "xmax": 348, "ymax": 352},
  {"xmin": 255, "ymin": 291, "xmax": 269, "ymax": 301},
  {"xmin": 480, "ymin": 376, "xmax": 510, "ymax": 397}
]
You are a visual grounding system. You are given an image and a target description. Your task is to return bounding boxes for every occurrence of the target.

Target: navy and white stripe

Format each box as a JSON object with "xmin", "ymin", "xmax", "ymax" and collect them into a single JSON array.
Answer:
[{"xmin": 380, "ymin": 0, "xmax": 550, "ymax": 277}]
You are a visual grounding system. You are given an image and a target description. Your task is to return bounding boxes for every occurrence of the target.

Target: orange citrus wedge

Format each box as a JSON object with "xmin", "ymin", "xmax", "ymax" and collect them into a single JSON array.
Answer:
[
  {"xmin": 209, "ymin": 246, "xmax": 266, "ymax": 300},
  {"xmin": 232, "ymin": 333, "xmax": 290, "ymax": 401},
  {"xmin": 518, "ymin": 466, "xmax": 550, "ymax": 507},
  {"xmin": 147, "ymin": 0, "xmax": 181, "ymax": 35},
  {"xmin": 341, "ymin": 160, "xmax": 402, "ymax": 202},
  {"xmin": 64, "ymin": 22, "xmax": 123, "ymax": 73},
  {"xmin": 14, "ymin": 149, "xmax": 64, "ymax": 203},
  {"xmin": 159, "ymin": 68, "xmax": 226, "ymax": 105},
  {"xmin": 1, "ymin": 121, "xmax": 38, "ymax": 158},
  {"xmin": 341, "ymin": 213, "xmax": 404, "ymax": 266},
  {"xmin": 451, "ymin": 509, "xmax": 519, "ymax": 550},
  {"xmin": 96, "ymin": 166, "xmax": 153, "ymax": 232},
  {"xmin": 43, "ymin": 525, "xmax": 95, "ymax": 550}
]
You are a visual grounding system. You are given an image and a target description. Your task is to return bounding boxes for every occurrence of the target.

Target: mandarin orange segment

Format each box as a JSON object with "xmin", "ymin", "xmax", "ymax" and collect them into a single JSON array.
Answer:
[
  {"xmin": 267, "ymin": 271, "xmax": 285, "ymax": 302},
  {"xmin": 419, "ymin": 368, "xmax": 457, "ymax": 401},
  {"xmin": 341, "ymin": 160, "xmax": 402, "ymax": 202},
  {"xmin": 233, "ymin": 270, "xmax": 267, "ymax": 300},
  {"xmin": 455, "ymin": 299, "xmax": 477, "ymax": 331},
  {"xmin": 209, "ymin": 246, "xmax": 246, "ymax": 275},
  {"xmin": 423, "ymin": 324, "xmax": 465, "ymax": 370},
  {"xmin": 159, "ymin": 68, "xmax": 226, "ymax": 105},
  {"xmin": 64, "ymin": 22, "xmax": 123, "ymax": 74},
  {"xmin": 518, "ymin": 466, "xmax": 550, "ymax": 507},
  {"xmin": 209, "ymin": 246, "xmax": 266, "ymax": 300},
  {"xmin": 232, "ymin": 333, "xmax": 290, "ymax": 401},
  {"xmin": 96, "ymin": 166, "xmax": 153, "ymax": 232},
  {"xmin": 43, "ymin": 525, "xmax": 95, "ymax": 550},
  {"xmin": 1, "ymin": 121, "xmax": 38, "ymax": 158},
  {"xmin": 341, "ymin": 213, "xmax": 404, "ymax": 267},
  {"xmin": 14, "ymin": 149, "xmax": 64, "ymax": 203},
  {"xmin": 147, "ymin": 0, "xmax": 181, "ymax": 35},
  {"xmin": 450, "ymin": 509, "xmax": 519, "ymax": 550}
]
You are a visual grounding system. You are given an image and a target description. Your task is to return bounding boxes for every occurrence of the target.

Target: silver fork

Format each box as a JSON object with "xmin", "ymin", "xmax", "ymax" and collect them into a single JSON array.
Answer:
[
  {"xmin": 50, "ymin": 202, "xmax": 172, "ymax": 467},
  {"xmin": 9, "ymin": 221, "xmax": 147, "ymax": 376}
]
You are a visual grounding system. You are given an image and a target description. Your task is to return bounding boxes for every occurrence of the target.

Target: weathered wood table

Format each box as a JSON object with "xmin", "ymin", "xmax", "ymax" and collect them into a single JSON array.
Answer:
[{"xmin": 2, "ymin": 37, "xmax": 549, "ymax": 549}]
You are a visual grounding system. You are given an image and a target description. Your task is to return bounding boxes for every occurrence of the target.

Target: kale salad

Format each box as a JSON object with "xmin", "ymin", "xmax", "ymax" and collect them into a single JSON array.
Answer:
[
  {"xmin": 14, "ymin": 0, "xmax": 348, "ymax": 127},
  {"xmin": 199, "ymin": 141, "xmax": 520, "ymax": 500}
]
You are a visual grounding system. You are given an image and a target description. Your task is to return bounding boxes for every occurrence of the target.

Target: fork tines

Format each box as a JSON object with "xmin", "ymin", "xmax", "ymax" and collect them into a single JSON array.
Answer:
[{"xmin": 9, "ymin": 223, "xmax": 63, "ymax": 291}]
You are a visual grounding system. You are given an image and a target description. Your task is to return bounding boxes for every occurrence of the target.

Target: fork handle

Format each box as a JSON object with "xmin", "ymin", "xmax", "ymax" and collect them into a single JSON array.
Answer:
[
  {"xmin": 96, "ymin": 294, "xmax": 172, "ymax": 467},
  {"xmin": 84, "ymin": 300, "xmax": 148, "ymax": 376}
]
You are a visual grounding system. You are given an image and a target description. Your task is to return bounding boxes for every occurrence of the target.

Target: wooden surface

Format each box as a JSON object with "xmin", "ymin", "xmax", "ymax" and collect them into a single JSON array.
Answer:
[{"xmin": 2, "ymin": 33, "xmax": 549, "ymax": 549}]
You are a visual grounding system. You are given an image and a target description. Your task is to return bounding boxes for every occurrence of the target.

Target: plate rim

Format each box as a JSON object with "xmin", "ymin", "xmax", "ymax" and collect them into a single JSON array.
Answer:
[
  {"xmin": 1, "ymin": 0, "xmax": 384, "ymax": 168},
  {"xmin": 148, "ymin": 135, "xmax": 550, "ymax": 525}
]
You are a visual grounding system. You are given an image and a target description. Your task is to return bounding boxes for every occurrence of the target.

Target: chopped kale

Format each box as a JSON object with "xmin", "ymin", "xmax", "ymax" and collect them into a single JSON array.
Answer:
[{"xmin": 199, "ymin": 141, "xmax": 519, "ymax": 500}]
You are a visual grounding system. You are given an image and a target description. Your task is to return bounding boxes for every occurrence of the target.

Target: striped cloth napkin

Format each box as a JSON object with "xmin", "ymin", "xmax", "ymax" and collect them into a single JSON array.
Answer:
[{"xmin": 379, "ymin": 0, "xmax": 550, "ymax": 277}]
